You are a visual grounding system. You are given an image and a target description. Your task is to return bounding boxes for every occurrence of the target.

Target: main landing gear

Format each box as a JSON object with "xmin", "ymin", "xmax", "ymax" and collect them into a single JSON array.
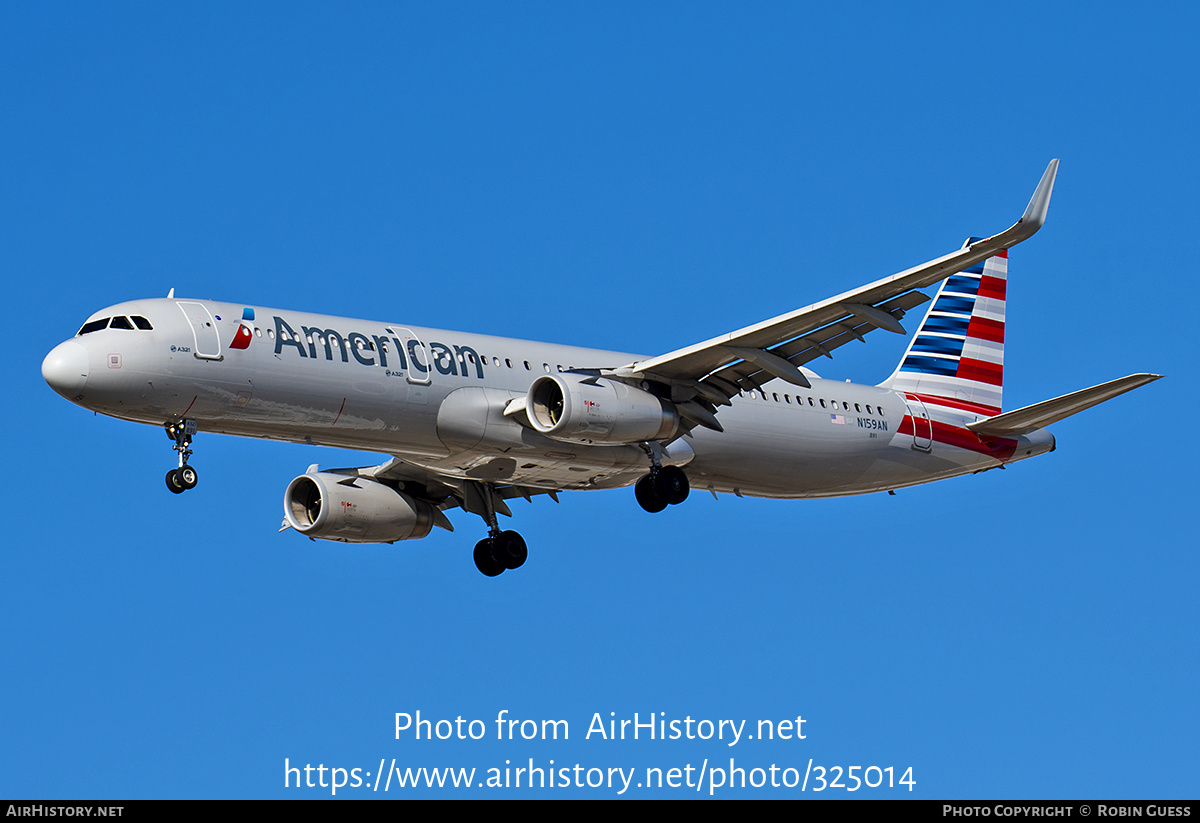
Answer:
[
  {"xmin": 635, "ymin": 465, "xmax": 690, "ymax": 513},
  {"xmin": 473, "ymin": 530, "xmax": 528, "ymax": 577},
  {"xmin": 164, "ymin": 419, "xmax": 199, "ymax": 494},
  {"xmin": 469, "ymin": 481, "xmax": 528, "ymax": 577}
]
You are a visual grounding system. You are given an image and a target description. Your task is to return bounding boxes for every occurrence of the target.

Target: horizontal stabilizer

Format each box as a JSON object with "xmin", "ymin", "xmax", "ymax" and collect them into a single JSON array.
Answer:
[{"xmin": 967, "ymin": 373, "xmax": 1162, "ymax": 437}]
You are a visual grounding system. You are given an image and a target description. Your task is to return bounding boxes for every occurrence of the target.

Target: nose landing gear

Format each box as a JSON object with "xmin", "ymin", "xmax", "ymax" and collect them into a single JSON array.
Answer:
[{"xmin": 164, "ymin": 419, "xmax": 199, "ymax": 494}]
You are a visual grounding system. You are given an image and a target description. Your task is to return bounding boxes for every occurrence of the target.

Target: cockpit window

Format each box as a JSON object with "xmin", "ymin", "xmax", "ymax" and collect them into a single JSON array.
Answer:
[{"xmin": 77, "ymin": 315, "xmax": 154, "ymax": 335}]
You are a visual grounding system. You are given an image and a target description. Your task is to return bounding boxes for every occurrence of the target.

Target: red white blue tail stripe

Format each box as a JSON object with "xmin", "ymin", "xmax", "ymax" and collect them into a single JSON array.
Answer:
[{"xmin": 883, "ymin": 238, "xmax": 1007, "ymax": 414}]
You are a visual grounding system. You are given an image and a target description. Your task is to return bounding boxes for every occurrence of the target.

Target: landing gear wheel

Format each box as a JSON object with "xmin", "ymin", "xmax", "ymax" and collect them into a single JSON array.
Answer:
[
  {"xmin": 655, "ymin": 465, "xmax": 690, "ymax": 505},
  {"xmin": 635, "ymin": 474, "xmax": 668, "ymax": 513},
  {"xmin": 492, "ymin": 530, "xmax": 528, "ymax": 570},
  {"xmin": 636, "ymin": 466, "xmax": 690, "ymax": 512},
  {"xmin": 164, "ymin": 419, "xmax": 199, "ymax": 496},
  {"xmin": 178, "ymin": 465, "xmax": 198, "ymax": 490},
  {"xmin": 474, "ymin": 539, "xmax": 506, "ymax": 577},
  {"xmin": 165, "ymin": 469, "xmax": 186, "ymax": 494}
]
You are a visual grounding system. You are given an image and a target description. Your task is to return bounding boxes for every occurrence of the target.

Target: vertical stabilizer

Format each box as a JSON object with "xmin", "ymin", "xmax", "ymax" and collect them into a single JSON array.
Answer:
[{"xmin": 881, "ymin": 239, "xmax": 1008, "ymax": 414}]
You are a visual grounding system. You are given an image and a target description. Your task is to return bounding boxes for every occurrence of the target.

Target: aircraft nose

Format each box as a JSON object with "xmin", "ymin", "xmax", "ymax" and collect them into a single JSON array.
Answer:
[{"xmin": 42, "ymin": 340, "xmax": 89, "ymax": 397}]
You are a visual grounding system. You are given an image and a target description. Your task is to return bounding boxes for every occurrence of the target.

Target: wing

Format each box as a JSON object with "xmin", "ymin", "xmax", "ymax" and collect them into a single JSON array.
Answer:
[
  {"xmin": 610, "ymin": 160, "xmax": 1060, "ymax": 419},
  {"xmin": 279, "ymin": 456, "xmax": 564, "ymax": 534},
  {"xmin": 372, "ymin": 456, "xmax": 562, "ymax": 521}
]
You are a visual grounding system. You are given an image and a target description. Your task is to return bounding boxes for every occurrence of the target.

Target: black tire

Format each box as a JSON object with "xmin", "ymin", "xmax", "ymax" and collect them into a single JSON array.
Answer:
[
  {"xmin": 165, "ymin": 469, "xmax": 186, "ymax": 494},
  {"xmin": 492, "ymin": 530, "xmax": 528, "ymax": 570},
  {"xmin": 179, "ymin": 465, "xmax": 198, "ymax": 490},
  {"xmin": 635, "ymin": 474, "xmax": 668, "ymax": 513},
  {"xmin": 474, "ymin": 539, "xmax": 506, "ymax": 577},
  {"xmin": 655, "ymin": 465, "xmax": 690, "ymax": 505}
]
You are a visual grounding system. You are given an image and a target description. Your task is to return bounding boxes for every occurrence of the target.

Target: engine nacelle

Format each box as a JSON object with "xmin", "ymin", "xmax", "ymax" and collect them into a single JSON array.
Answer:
[
  {"xmin": 284, "ymin": 472, "xmax": 438, "ymax": 544},
  {"xmin": 526, "ymin": 374, "xmax": 680, "ymax": 444}
]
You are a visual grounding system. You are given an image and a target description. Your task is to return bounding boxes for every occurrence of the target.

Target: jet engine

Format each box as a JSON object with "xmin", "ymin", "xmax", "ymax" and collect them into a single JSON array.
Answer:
[
  {"xmin": 284, "ymin": 472, "xmax": 438, "ymax": 543},
  {"xmin": 526, "ymin": 374, "xmax": 680, "ymax": 445}
]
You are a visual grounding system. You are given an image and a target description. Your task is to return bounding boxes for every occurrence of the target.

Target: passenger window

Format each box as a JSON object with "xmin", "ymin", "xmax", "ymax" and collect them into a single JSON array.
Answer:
[
  {"xmin": 820, "ymin": 399, "xmax": 827, "ymax": 408},
  {"xmin": 131, "ymin": 316, "xmax": 153, "ymax": 330}
]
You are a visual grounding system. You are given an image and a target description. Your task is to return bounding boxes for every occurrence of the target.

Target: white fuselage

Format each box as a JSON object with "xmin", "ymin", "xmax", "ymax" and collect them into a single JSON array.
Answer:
[{"xmin": 43, "ymin": 298, "xmax": 1055, "ymax": 499}]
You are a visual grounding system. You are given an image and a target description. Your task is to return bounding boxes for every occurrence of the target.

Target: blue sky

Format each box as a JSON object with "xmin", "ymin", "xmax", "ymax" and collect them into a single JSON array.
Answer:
[{"xmin": 3, "ymin": 2, "xmax": 1196, "ymax": 799}]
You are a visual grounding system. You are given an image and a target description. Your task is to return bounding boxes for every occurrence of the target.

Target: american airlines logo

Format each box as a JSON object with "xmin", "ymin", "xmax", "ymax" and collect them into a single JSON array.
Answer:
[
  {"xmin": 229, "ymin": 307, "xmax": 255, "ymax": 350},
  {"xmin": 271, "ymin": 316, "xmax": 485, "ymax": 379}
]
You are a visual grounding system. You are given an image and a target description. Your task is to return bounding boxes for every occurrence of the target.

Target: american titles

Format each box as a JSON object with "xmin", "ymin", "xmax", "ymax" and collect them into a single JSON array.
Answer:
[{"xmin": 272, "ymin": 316, "xmax": 485, "ymax": 379}]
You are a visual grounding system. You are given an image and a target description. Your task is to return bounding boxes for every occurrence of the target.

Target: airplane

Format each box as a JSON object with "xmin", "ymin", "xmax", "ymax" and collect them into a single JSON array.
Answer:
[{"xmin": 41, "ymin": 159, "xmax": 1160, "ymax": 576}]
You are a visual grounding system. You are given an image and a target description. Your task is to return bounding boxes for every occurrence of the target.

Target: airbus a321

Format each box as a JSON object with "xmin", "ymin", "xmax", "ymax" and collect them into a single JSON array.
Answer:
[{"xmin": 42, "ymin": 160, "xmax": 1160, "ymax": 576}]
